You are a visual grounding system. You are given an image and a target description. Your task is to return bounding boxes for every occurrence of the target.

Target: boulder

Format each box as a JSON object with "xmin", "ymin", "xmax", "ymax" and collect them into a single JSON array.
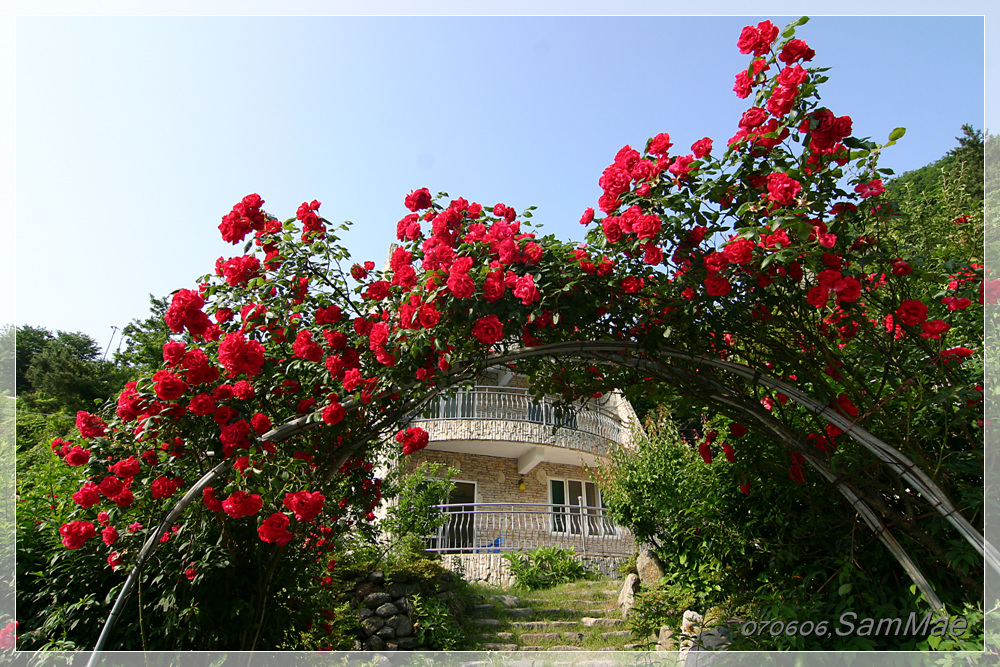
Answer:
[
  {"xmin": 362, "ymin": 591, "xmax": 393, "ymax": 609},
  {"xmin": 635, "ymin": 546, "xmax": 665, "ymax": 587},
  {"xmin": 375, "ymin": 602, "xmax": 399, "ymax": 618},
  {"xmin": 616, "ymin": 573, "xmax": 640, "ymax": 618},
  {"xmin": 656, "ymin": 625, "xmax": 676, "ymax": 651}
]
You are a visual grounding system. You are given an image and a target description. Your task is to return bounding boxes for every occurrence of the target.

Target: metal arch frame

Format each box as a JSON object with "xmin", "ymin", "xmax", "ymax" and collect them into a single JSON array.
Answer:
[{"xmin": 87, "ymin": 338, "xmax": 987, "ymax": 659}]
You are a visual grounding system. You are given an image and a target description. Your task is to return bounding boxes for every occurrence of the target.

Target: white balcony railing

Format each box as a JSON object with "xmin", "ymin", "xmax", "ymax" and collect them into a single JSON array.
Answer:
[
  {"xmin": 412, "ymin": 386, "xmax": 627, "ymax": 445},
  {"xmin": 426, "ymin": 502, "xmax": 635, "ymax": 558}
]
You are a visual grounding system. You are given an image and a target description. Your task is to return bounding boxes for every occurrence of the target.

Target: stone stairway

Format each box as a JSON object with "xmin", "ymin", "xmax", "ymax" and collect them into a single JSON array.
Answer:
[{"xmin": 466, "ymin": 580, "xmax": 638, "ymax": 651}]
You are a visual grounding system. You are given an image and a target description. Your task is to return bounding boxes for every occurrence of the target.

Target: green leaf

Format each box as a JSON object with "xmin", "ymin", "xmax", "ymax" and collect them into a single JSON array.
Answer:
[
  {"xmin": 838, "ymin": 583, "xmax": 853, "ymax": 595},
  {"xmin": 888, "ymin": 127, "xmax": 906, "ymax": 142}
]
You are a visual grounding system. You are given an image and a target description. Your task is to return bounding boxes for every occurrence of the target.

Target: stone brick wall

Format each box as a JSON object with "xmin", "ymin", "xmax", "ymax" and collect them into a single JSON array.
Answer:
[{"xmin": 414, "ymin": 416, "xmax": 612, "ymax": 457}]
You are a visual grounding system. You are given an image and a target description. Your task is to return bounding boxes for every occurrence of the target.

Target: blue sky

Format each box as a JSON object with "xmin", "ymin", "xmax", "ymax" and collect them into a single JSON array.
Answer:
[{"xmin": 7, "ymin": 9, "xmax": 989, "ymax": 353}]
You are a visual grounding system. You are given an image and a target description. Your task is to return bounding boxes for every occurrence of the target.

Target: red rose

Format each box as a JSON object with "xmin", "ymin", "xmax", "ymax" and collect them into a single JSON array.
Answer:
[
  {"xmin": 766, "ymin": 85, "xmax": 797, "ymax": 117},
  {"xmin": 222, "ymin": 491, "xmax": 263, "ymax": 519},
  {"xmin": 806, "ymin": 285, "xmax": 829, "ymax": 309},
  {"xmin": 395, "ymin": 426, "xmax": 430, "ymax": 455},
  {"xmin": 483, "ymin": 271, "xmax": 505, "ymax": 303},
  {"xmin": 779, "ymin": 38, "xmax": 815, "ymax": 64},
  {"xmin": 97, "ymin": 476, "xmax": 125, "ymax": 499},
  {"xmin": 258, "ymin": 513, "xmax": 295, "ymax": 545},
  {"xmin": 109, "ymin": 456, "xmax": 141, "ymax": 478},
  {"xmin": 76, "ymin": 411, "xmax": 107, "ymax": 439},
  {"xmin": 940, "ymin": 347, "xmax": 975, "ymax": 363},
  {"xmin": 895, "ymin": 299, "xmax": 928, "ymax": 327},
  {"xmin": 59, "ymin": 520, "xmax": 96, "ymax": 550},
  {"xmin": 722, "ymin": 238, "xmax": 754, "ymax": 265},
  {"xmin": 648, "ymin": 132, "xmax": 673, "ymax": 156},
  {"xmin": 472, "ymin": 315, "xmax": 505, "ymax": 346},
  {"xmin": 102, "ymin": 526, "xmax": 119, "ymax": 546},
  {"xmin": 776, "ymin": 65, "xmax": 808, "ymax": 87},
  {"xmin": 739, "ymin": 107, "xmax": 767, "ymax": 129},
  {"xmin": 704, "ymin": 275, "xmax": 731, "ymax": 296},
  {"xmin": 722, "ymin": 443, "xmax": 736, "ymax": 463},
  {"xmin": 691, "ymin": 137, "xmax": 713, "ymax": 159},
  {"xmin": 621, "ymin": 277, "xmax": 645, "ymax": 294},
  {"xmin": 72, "ymin": 482, "xmax": 101, "ymax": 508},
  {"xmin": 854, "ymin": 179, "xmax": 885, "ymax": 198},
  {"xmin": 765, "ymin": 173, "xmax": 801, "ymax": 207},
  {"xmin": 729, "ymin": 423, "xmax": 748, "ymax": 438},
  {"xmin": 203, "ymin": 487, "xmax": 223, "ymax": 512},
  {"xmin": 283, "ymin": 491, "xmax": 326, "ymax": 522},
  {"xmin": 920, "ymin": 319, "xmax": 950, "ymax": 339},
  {"xmin": 64, "ymin": 445, "xmax": 90, "ymax": 466},
  {"xmin": 151, "ymin": 476, "xmax": 181, "ymax": 500},
  {"xmin": 250, "ymin": 413, "xmax": 271, "ymax": 434},
  {"xmin": 218, "ymin": 332, "xmax": 266, "ymax": 378},
  {"xmin": 404, "ymin": 188, "xmax": 433, "ymax": 212},
  {"xmin": 322, "ymin": 401, "xmax": 346, "ymax": 425},
  {"xmin": 737, "ymin": 20, "xmax": 778, "ymax": 57},
  {"xmin": 832, "ymin": 277, "xmax": 861, "ymax": 303},
  {"xmin": 292, "ymin": 330, "xmax": 323, "ymax": 362},
  {"xmin": 698, "ymin": 442, "xmax": 713, "ymax": 464},
  {"xmin": 513, "ymin": 274, "xmax": 540, "ymax": 305},
  {"xmin": 447, "ymin": 271, "xmax": 475, "ymax": 299},
  {"xmin": 162, "ymin": 341, "xmax": 186, "ymax": 366},
  {"xmin": 152, "ymin": 370, "xmax": 189, "ymax": 402}
]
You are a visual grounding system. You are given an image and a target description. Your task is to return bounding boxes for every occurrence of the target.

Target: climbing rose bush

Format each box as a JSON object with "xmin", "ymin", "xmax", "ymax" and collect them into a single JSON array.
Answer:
[{"xmin": 38, "ymin": 16, "xmax": 982, "ymax": 650}]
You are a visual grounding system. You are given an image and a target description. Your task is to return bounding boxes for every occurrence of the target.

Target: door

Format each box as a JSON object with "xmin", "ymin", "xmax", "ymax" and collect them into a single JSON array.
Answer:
[{"xmin": 441, "ymin": 481, "xmax": 476, "ymax": 550}]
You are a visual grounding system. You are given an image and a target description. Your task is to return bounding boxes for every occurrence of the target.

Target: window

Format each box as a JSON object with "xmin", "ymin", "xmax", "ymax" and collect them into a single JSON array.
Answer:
[{"xmin": 549, "ymin": 479, "xmax": 608, "ymax": 535}]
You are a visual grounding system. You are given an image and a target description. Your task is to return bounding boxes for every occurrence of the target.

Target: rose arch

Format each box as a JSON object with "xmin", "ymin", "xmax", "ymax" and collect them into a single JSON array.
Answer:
[{"xmin": 47, "ymin": 17, "xmax": 985, "ymax": 653}]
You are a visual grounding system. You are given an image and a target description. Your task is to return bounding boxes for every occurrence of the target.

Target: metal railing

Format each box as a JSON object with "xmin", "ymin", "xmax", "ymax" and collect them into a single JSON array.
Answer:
[
  {"xmin": 412, "ymin": 386, "xmax": 627, "ymax": 445},
  {"xmin": 425, "ymin": 502, "xmax": 635, "ymax": 557}
]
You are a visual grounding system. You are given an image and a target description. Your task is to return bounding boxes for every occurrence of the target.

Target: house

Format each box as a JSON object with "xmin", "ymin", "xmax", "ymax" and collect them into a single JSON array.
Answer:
[{"xmin": 400, "ymin": 364, "xmax": 640, "ymax": 585}]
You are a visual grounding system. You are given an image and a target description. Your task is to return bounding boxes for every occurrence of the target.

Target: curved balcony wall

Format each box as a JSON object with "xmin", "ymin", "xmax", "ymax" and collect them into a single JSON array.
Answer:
[{"xmin": 410, "ymin": 386, "xmax": 631, "ymax": 458}]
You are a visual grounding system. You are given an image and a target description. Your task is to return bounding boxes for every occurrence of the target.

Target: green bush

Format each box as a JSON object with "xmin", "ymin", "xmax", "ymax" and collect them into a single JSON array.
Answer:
[{"xmin": 502, "ymin": 546, "xmax": 587, "ymax": 590}]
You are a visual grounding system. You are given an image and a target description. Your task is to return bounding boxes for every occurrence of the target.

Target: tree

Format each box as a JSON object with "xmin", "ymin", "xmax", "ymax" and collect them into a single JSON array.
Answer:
[{"xmin": 18, "ymin": 16, "xmax": 985, "ymax": 651}]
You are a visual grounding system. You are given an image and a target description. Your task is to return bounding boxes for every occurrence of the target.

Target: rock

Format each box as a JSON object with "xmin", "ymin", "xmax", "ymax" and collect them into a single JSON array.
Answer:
[
  {"xmin": 357, "ymin": 607, "xmax": 374, "ymax": 619},
  {"xmin": 376, "ymin": 624, "xmax": 396, "ymax": 639},
  {"xmin": 470, "ymin": 618, "xmax": 500, "ymax": 628},
  {"xmin": 364, "ymin": 635, "xmax": 386, "ymax": 651},
  {"xmin": 368, "ymin": 570, "xmax": 385, "ymax": 585},
  {"xmin": 389, "ymin": 614, "xmax": 414, "ymax": 638},
  {"xmin": 690, "ymin": 625, "xmax": 733, "ymax": 651},
  {"xmin": 472, "ymin": 604, "xmax": 495, "ymax": 616},
  {"xmin": 396, "ymin": 636, "xmax": 421, "ymax": 649},
  {"xmin": 390, "ymin": 582, "xmax": 418, "ymax": 597},
  {"xmin": 681, "ymin": 610, "xmax": 703, "ymax": 636},
  {"xmin": 582, "ymin": 617, "xmax": 624, "ymax": 628},
  {"xmin": 636, "ymin": 546, "xmax": 665, "ymax": 587},
  {"xmin": 617, "ymin": 573, "xmax": 640, "ymax": 618},
  {"xmin": 490, "ymin": 594, "xmax": 521, "ymax": 608},
  {"xmin": 657, "ymin": 625, "xmax": 676, "ymax": 651},
  {"xmin": 363, "ymin": 592, "xmax": 393, "ymax": 609},
  {"xmin": 395, "ymin": 597, "xmax": 414, "ymax": 616},
  {"xmin": 361, "ymin": 616, "xmax": 385, "ymax": 634},
  {"xmin": 375, "ymin": 602, "xmax": 400, "ymax": 618},
  {"xmin": 520, "ymin": 633, "xmax": 560, "ymax": 643},
  {"xmin": 507, "ymin": 608, "xmax": 535, "ymax": 618}
]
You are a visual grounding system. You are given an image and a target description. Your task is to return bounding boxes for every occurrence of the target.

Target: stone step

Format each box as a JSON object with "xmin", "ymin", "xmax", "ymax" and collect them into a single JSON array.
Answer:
[
  {"xmin": 478, "ymin": 643, "xmax": 518, "ymax": 650},
  {"xmin": 470, "ymin": 618, "xmax": 501, "ymax": 628},
  {"xmin": 581, "ymin": 617, "xmax": 625, "ymax": 628},
  {"xmin": 506, "ymin": 607, "xmax": 535, "ymax": 618},
  {"xmin": 546, "ymin": 645, "xmax": 587, "ymax": 651},
  {"xmin": 601, "ymin": 630, "xmax": 632, "ymax": 639},
  {"xmin": 512, "ymin": 620, "xmax": 580, "ymax": 629},
  {"xmin": 472, "ymin": 604, "xmax": 495, "ymax": 616},
  {"xmin": 490, "ymin": 594, "xmax": 521, "ymax": 608}
]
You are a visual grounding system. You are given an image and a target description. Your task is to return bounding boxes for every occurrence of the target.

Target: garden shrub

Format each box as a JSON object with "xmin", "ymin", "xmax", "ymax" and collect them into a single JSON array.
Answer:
[{"xmin": 502, "ymin": 546, "xmax": 587, "ymax": 590}]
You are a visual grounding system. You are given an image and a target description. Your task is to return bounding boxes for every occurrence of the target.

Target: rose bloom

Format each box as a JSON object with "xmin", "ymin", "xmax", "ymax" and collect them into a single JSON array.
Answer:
[
  {"xmin": 704, "ymin": 275, "xmax": 731, "ymax": 296},
  {"xmin": 292, "ymin": 330, "xmax": 323, "ymax": 362},
  {"xmin": 621, "ymin": 277, "xmax": 644, "ymax": 294},
  {"xmin": 152, "ymin": 370, "xmax": 189, "ymax": 402},
  {"xmin": 284, "ymin": 490, "xmax": 326, "ymax": 522},
  {"xmin": 76, "ymin": 411, "xmax": 107, "ymax": 438},
  {"xmin": 895, "ymin": 299, "xmax": 929, "ymax": 327},
  {"xmin": 259, "ymin": 513, "xmax": 295, "ymax": 545},
  {"xmin": 109, "ymin": 456, "xmax": 141, "ymax": 478},
  {"xmin": 102, "ymin": 525, "xmax": 119, "ymax": 546},
  {"xmin": 72, "ymin": 482, "xmax": 101, "ymax": 508},
  {"xmin": 691, "ymin": 137, "xmax": 713, "ymax": 159},
  {"xmin": 765, "ymin": 173, "xmax": 802, "ymax": 207},
  {"xmin": 739, "ymin": 107, "xmax": 767, "ymax": 129},
  {"xmin": 64, "ymin": 445, "xmax": 90, "ymax": 466},
  {"xmin": 472, "ymin": 315, "xmax": 505, "ymax": 346},
  {"xmin": 920, "ymin": 319, "xmax": 951, "ymax": 339},
  {"xmin": 722, "ymin": 238, "xmax": 754, "ymax": 265},
  {"xmin": 59, "ymin": 520, "xmax": 96, "ymax": 550},
  {"xmin": 322, "ymin": 401, "xmax": 346, "ymax": 425},
  {"xmin": 222, "ymin": 490, "xmax": 263, "ymax": 519},
  {"xmin": 404, "ymin": 187, "xmax": 432, "ymax": 212},
  {"xmin": 447, "ymin": 271, "xmax": 475, "ymax": 299},
  {"xmin": 648, "ymin": 132, "xmax": 673, "ymax": 156}
]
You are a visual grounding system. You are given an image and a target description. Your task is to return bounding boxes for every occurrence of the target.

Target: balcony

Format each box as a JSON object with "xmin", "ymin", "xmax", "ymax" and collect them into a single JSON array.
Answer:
[
  {"xmin": 426, "ymin": 502, "xmax": 635, "ymax": 558},
  {"xmin": 411, "ymin": 386, "xmax": 630, "ymax": 455}
]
